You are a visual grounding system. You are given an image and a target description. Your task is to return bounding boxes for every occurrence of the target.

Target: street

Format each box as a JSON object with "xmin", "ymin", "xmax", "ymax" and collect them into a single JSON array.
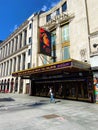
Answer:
[{"xmin": 0, "ymin": 93, "xmax": 98, "ymax": 130}]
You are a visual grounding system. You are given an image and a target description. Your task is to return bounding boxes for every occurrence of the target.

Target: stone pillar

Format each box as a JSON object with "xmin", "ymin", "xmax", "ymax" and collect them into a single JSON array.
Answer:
[
  {"xmin": 13, "ymin": 38, "xmax": 16, "ymax": 52},
  {"xmin": 23, "ymin": 80, "xmax": 26, "ymax": 94},
  {"xmin": 22, "ymin": 31, "xmax": 25, "ymax": 47},
  {"xmin": 17, "ymin": 77, "xmax": 21, "ymax": 93},
  {"xmin": 17, "ymin": 34, "xmax": 21, "ymax": 50},
  {"xmin": 4, "ymin": 61, "xmax": 7, "ymax": 76},
  {"xmin": 56, "ymin": 24, "xmax": 62, "ymax": 61},
  {"xmin": 20, "ymin": 54, "xmax": 23, "ymax": 70},
  {"xmin": 15, "ymin": 56, "xmax": 18, "ymax": 71},
  {"xmin": 10, "ymin": 40, "xmax": 13, "ymax": 54},
  {"xmin": 2, "ymin": 63, "xmax": 4, "ymax": 76},
  {"xmin": 12, "ymin": 58, "xmax": 14, "ymax": 73}
]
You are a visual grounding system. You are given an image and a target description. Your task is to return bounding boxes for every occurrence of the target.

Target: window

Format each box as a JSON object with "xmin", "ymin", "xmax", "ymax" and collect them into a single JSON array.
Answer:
[
  {"xmin": 29, "ymin": 37, "xmax": 32, "ymax": 44},
  {"xmin": 28, "ymin": 49, "xmax": 31, "ymax": 55},
  {"xmin": 46, "ymin": 14, "xmax": 51, "ymax": 22},
  {"xmin": 62, "ymin": 2, "xmax": 67, "ymax": 12},
  {"xmin": 20, "ymin": 34, "xmax": 22, "ymax": 48},
  {"xmin": 61, "ymin": 24, "xmax": 69, "ymax": 43},
  {"xmin": 13, "ymin": 58, "xmax": 16, "ymax": 72},
  {"xmin": 22, "ymin": 53, "xmax": 25, "ymax": 70},
  {"xmin": 63, "ymin": 46, "xmax": 70, "ymax": 60},
  {"xmin": 28, "ymin": 63, "xmax": 31, "ymax": 68},
  {"xmin": 18, "ymin": 56, "xmax": 21, "ymax": 71},
  {"xmin": 56, "ymin": 9, "xmax": 60, "ymax": 15},
  {"xmin": 15, "ymin": 37, "xmax": 18, "ymax": 51},
  {"xmin": 51, "ymin": 31, "xmax": 56, "ymax": 46},
  {"xmin": 43, "ymin": 55, "xmax": 47, "ymax": 64},
  {"xmin": 29, "ymin": 23, "xmax": 32, "ymax": 29}
]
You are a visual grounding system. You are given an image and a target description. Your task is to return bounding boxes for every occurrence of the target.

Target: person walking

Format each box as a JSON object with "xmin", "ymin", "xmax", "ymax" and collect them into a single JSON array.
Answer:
[{"xmin": 49, "ymin": 88, "xmax": 55, "ymax": 103}]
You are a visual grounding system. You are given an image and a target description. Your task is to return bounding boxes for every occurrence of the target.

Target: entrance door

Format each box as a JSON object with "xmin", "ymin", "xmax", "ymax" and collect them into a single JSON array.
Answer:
[
  {"xmin": 64, "ymin": 82, "xmax": 77, "ymax": 100},
  {"xmin": 77, "ymin": 82, "xmax": 88, "ymax": 100}
]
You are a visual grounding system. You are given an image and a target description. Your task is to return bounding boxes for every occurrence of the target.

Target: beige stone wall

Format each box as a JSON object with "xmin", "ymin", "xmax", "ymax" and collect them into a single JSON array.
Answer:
[
  {"xmin": 86, "ymin": 0, "xmax": 98, "ymax": 68},
  {"xmin": 68, "ymin": 0, "xmax": 89, "ymax": 62},
  {"xmin": 87, "ymin": 0, "xmax": 98, "ymax": 33}
]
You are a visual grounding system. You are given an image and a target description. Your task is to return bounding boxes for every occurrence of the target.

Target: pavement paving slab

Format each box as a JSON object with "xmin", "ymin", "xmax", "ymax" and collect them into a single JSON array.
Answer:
[{"xmin": 0, "ymin": 93, "xmax": 98, "ymax": 130}]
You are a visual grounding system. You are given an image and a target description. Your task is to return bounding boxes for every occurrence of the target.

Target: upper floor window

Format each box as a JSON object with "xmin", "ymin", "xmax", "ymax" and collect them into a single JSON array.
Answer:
[
  {"xmin": 43, "ymin": 55, "xmax": 47, "ymax": 65},
  {"xmin": 29, "ymin": 37, "xmax": 32, "ymax": 44},
  {"xmin": 20, "ymin": 33, "xmax": 22, "ymax": 48},
  {"xmin": 56, "ymin": 9, "xmax": 60, "ymax": 15},
  {"xmin": 51, "ymin": 31, "xmax": 56, "ymax": 46},
  {"xmin": 28, "ymin": 63, "xmax": 31, "ymax": 69},
  {"xmin": 61, "ymin": 24, "xmax": 69, "ymax": 43},
  {"xmin": 63, "ymin": 46, "xmax": 70, "ymax": 60},
  {"xmin": 28, "ymin": 49, "xmax": 31, "ymax": 55},
  {"xmin": 46, "ymin": 14, "xmax": 51, "ymax": 22},
  {"xmin": 62, "ymin": 2, "xmax": 67, "ymax": 12},
  {"xmin": 29, "ymin": 23, "xmax": 32, "ymax": 29},
  {"xmin": 15, "ymin": 37, "xmax": 18, "ymax": 51}
]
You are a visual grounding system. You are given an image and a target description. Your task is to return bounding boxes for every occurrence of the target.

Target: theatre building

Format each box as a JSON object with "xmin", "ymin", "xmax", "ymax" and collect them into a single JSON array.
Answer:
[{"xmin": 0, "ymin": 0, "xmax": 96, "ymax": 102}]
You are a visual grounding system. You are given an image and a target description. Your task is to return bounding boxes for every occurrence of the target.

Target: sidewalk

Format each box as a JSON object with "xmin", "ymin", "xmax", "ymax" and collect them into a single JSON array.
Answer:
[{"xmin": 0, "ymin": 93, "xmax": 98, "ymax": 130}]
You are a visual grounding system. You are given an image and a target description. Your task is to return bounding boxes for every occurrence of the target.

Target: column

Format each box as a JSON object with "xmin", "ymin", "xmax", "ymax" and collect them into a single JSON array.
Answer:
[
  {"xmin": 10, "ymin": 40, "xmax": 13, "ymax": 54},
  {"xmin": 13, "ymin": 38, "xmax": 16, "ymax": 52},
  {"xmin": 23, "ymin": 80, "xmax": 26, "ymax": 94},
  {"xmin": 22, "ymin": 31, "xmax": 25, "ymax": 47},
  {"xmin": 4, "ymin": 61, "xmax": 7, "ymax": 76},
  {"xmin": 15, "ymin": 56, "xmax": 18, "ymax": 71},
  {"xmin": 56, "ymin": 24, "xmax": 62, "ymax": 60},
  {"xmin": 20, "ymin": 54, "xmax": 23, "ymax": 70},
  {"xmin": 17, "ymin": 34, "xmax": 20, "ymax": 50},
  {"xmin": 12, "ymin": 58, "xmax": 15, "ymax": 73},
  {"xmin": 2, "ymin": 63, "xmax": 4, "ymax": 76},
  {"xmin": 17, "ymin": 77, "xmax": 21, "ymax": 93}
]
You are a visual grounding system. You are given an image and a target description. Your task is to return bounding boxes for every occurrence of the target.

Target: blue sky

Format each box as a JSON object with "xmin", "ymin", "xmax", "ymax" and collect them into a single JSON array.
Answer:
[{"xmin": 0, "ymin": 0, "xmax": 60, "ymax": 41}]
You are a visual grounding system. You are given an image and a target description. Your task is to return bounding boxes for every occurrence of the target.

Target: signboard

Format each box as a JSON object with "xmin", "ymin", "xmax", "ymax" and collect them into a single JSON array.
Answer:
[
  {"xmin": 12, "ymin": 61, "xmax": 72, "ymax": 76},
  {"xmin": 39, "ymin": 27, "xmax": 51, "ymax": 56}
]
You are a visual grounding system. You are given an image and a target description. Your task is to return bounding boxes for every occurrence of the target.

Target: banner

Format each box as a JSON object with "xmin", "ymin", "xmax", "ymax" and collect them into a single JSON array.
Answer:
[{"xmin": 39, "ymin": 27, "xmax": 51, "ymax": 56}]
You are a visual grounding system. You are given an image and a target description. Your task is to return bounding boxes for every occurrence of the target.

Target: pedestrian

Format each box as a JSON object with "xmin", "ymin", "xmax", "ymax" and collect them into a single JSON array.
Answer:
[{"xmin": 49, "ymin": 87, "xmax": 55, "ymax": 103}]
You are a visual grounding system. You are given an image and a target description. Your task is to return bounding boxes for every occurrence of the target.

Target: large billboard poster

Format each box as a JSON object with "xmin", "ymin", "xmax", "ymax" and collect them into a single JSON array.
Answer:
[{"xmin": 39, "ymin": 27, "xmax": 51, "ymax": 56}]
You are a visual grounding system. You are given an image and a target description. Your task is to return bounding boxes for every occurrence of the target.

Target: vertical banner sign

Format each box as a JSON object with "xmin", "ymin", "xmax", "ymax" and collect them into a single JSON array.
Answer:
[{"xmin": 39, "ymin": 27, "xmax": 51, "ymax": 56}]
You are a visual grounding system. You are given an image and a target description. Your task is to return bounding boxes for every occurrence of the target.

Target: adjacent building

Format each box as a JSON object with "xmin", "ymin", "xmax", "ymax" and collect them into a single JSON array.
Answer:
[{"xmin": 0, "ymin": 0, "xmax": 98, "ymax": 102}]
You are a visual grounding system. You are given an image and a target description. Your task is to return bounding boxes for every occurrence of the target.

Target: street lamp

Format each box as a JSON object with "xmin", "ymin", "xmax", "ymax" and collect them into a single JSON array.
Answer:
[{"xmin": 93, "ymin": 43, "xmax": 98, "ymax": 48}]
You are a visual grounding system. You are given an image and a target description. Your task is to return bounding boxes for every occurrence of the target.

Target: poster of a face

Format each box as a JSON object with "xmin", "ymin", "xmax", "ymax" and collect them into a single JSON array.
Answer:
[{"xmin": 39, "ymin": 27, "xmax": 51, "ymax": 56}]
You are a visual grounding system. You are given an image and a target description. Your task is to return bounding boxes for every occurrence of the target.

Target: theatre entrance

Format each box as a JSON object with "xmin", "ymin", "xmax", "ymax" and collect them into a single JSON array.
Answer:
[{"xmin": 33, "ymin": 79, "xmax": 91, "ymax": 102}]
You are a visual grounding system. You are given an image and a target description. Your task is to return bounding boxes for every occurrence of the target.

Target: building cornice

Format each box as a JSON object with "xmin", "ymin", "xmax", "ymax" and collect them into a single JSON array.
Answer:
[
  {"xmin": 0, "ymin": 20, "xmax": 29, "ymax": 46},
  {"xmin": 40, "ymin": 0, "xmax": 67, "ymax": 17}
]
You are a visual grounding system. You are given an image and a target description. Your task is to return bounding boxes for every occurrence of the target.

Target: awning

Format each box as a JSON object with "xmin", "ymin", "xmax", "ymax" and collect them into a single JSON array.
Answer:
[{"xmin": 12, "ymin": 59, "xmax": 91, "ymax": 78}]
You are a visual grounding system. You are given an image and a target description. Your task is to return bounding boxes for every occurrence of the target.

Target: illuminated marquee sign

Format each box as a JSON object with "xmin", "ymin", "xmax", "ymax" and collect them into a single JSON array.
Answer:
[
  {"xmin": 12, "ymin": 61, "xmax": 71, "ymax": 76},
  {"xmin": 12, "ymin": 59, "xmax": 90, "ymax": 77}
]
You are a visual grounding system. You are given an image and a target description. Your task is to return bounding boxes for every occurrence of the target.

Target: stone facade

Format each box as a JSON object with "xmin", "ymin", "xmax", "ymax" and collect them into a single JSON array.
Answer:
[{"xmin": 0, "ymin": 0, "xmax": 98, "ymax": 94}]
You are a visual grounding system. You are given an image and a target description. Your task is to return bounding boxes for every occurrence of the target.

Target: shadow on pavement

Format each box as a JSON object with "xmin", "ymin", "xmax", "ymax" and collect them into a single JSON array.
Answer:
[
  {"xmin": 28, "ymin": 102, "xmax": 47, "ymax": 107},
  {"xmin": 0, "ymin": 97, "xmax": 15, "ymax": 102},
  {"xmin": 28, "ymin": 100, "xmax": 61, "ymax": 107}
]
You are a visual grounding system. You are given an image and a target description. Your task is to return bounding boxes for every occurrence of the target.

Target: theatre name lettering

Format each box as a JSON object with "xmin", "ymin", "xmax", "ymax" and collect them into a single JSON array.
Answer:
[{"xmin": 12, "ymin": 61, "xmax": 71, "ymax": 76}]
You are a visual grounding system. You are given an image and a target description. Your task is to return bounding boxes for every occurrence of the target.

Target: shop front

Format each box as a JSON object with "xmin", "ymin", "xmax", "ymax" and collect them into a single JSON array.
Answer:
[{"xmin": 12, "ymin": 59, "xmax": 94, "ymax": 102}]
